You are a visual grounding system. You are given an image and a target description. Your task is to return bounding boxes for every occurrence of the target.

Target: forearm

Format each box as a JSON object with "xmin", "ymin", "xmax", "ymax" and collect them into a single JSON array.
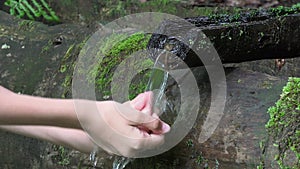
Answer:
[
  {"xmin": 0, "ymin": 86, "xmax": 81, "ymax": 128},
  {"xmin": 0, "ymin": 125, "xmax": 94, "ymax": 153}
]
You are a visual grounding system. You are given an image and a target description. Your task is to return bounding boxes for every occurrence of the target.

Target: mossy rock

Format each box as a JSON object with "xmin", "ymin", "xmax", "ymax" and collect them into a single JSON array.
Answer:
[
  {"xmin": 90, "ymin": 32, "xmax": 153, "ymax": 99},
  {"xmin": 261, "ymin": 77, "xmax": 300, "ymax": 169}
]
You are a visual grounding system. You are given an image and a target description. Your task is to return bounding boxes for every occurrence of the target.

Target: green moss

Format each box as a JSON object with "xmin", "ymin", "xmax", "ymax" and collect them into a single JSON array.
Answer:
[
  {"xmin": 196, "ymin": 152, "xmax": 209, "ymax": 167},
  {"xmin": 18, "ymin": 20, "xmax": 35, "ymax": 31},
  {"xmin": 186, "ymin": 139, "xmax": 194, "ymax": 148},
  {"xmin": 51, "ymin": 145, "xmax": 71, "ymax": 166},
  {"xmin": 270, "ymin": 3, "xmax": 300, "ymax": 16},
  {"xmin": 59, "ymin": 44, "xmax": 75, "ymax": 73},
  {"xmin": 264, "ymin": 77, "xmax": 300, "ymax": 168},
  {"xmin": 128, "ymin": 71, "xmax": 151, "ymax": 100},
  {"xmin": 94, "ymin": 33, "xmax": 152, "ymax": 98},
  {"xmin": 59, "ymin": 39, "xmax": 88, "ymax": 98},
  {"xmin": 41, "ymin": 39, "xmax": 52, "ymax": 53},
  {"xmin": 207, "ymin": 3, "xmax": 300, "ymax": 24}
]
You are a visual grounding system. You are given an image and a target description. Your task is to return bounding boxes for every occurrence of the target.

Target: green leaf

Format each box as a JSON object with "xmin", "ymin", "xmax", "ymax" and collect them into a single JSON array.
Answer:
[
  {"xmin": 4, "ymin": 0, "xmax": 59, "ymax": 22},
  {"xmin": 9, "ymin": 7, "xmax": 16, "ymax": 15},
  {"xmin": 22, "ymin": 0, "xmax": 40, "ymax": 17},
  {"xmin": 15, "ymin": 6, "xmax": 25, "ymax": 18},
  {"xmin": 19, "ymin": 2, "xmax": 34, "ymax": 20}
]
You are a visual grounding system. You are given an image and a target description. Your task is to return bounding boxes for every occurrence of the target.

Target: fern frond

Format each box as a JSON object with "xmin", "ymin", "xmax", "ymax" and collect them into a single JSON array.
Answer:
[
  {"xmin": 40, "ymin": 0, "xmax": 52, "ymax": 12},
  {"xmin": 40, "ymin": 0, "xmax": 60, "ymax": 22},
  {"xmin": 19, "ymin": 2, "xmax": 34, "ymax": 20},
  {"xmin": 4, "ymin": 0, "xmax": 60, "ymax": 22},
  {"xmin": 22, "ymin": 0, "xmax": 40, "ymax": 17},
  {"xmin": 15, "ymin": 6, "xmax": 25, "ymax": 18}
]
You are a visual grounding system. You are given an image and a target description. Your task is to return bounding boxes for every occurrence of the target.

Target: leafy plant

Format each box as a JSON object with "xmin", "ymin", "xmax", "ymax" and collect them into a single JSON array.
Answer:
[
  {"xmin": 186, "ymin": 139, "xmax": 194, "ymax": 148},
  {"xmin": 264, "ymin": 77, "xmax": 300, "ymax": 168},
  {"xmin": 51, "ymin": 145, "xmax": 70, "ymax": 166},
  {"xmin": 4, "ymin": 0, "xmax": 59, "ymax": 22}
]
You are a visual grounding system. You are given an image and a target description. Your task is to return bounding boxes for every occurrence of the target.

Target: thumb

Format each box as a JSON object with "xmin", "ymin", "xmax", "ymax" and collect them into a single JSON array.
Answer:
[{"xmin": 130, "ymin": 91, "xmax": 153, "ymax": 115}]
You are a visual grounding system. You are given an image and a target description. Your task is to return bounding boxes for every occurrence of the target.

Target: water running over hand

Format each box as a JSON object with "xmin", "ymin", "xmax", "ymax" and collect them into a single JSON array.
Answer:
[{"xmin": 111, "ymin": 49, "xmax": 171, "ymax": 169}]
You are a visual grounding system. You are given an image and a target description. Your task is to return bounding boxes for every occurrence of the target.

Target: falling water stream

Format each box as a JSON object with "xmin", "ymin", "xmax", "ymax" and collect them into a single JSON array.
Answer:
[
  {"xmin": 110, "ymin": 49, "xmax": 170, "ymax": 169},
  {"xmin": 88, "ymin": 41, "xmax": 175, "ymax": 168},
  {"xmin": 88, "ymin": 17, "xmax": 196, "ymax": 168},
  {"xmin": 89, "ymin": 147, "xmax": 99, "ymax": 168}
]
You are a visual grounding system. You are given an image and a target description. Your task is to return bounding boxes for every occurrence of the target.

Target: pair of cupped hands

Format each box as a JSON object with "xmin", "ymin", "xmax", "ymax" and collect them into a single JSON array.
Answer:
[
  {"xmin": 75, "ymin": 91, "xmax": 171, "ymax": 157},
  {"xmin": 81, "ymin": 92, "xmax": 171, "ymax": 157},
  {"xmin": 0, "ymin": 86, "xmax": 170, "ymax": 157}
]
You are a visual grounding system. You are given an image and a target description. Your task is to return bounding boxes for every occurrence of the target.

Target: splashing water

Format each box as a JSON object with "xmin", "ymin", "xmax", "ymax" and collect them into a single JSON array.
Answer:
[
  {"xmin": 89, "ymin": 49, "xmax": 172, "ymax": 169},
  {"xmin": 89, "ymin": 147, "xmax": 98, "ymax": 168},
  {"xmin": 111, "ymin": 50, "xmax": 171, "ymax": 169},
  {"xmin": 113, "ymin": 57, "xmax": 169, "ymax": 169},
  {"xmin": 112, "ymin": 156, "xmax": 134, "ymax": 169},
  {"xmin": 146, "ymin": 66, "xmax": 169, "ymax": 113}
]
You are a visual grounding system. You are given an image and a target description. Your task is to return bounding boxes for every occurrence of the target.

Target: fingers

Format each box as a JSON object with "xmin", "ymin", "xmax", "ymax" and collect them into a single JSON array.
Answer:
[
  {"xmin": 140, "ymin": 92, "xmax": 153, "ymax": 115},
  {"xmin": 130, "ymin": 91, "xmax": 153, "ymax": 115},
  {"xmin": 115, "ymin": 102, "xmax": 152, "ymax": 123},
  {"xmin": 116, "ymin": 126, "xmax": 166, "ymax": 157},
  {"xmin": 130, "ymin": 92, "xmax": 146, "ymax": 110},
  {"xmin": 140, "ymin": 118, "xmax": 171, "ymax": 134},
  {"xmin": 115, "ymin": 102, "xmax": 170, "ymax": 135},
  {"xmin": 105, "ymin": 92, "xmax": 171, "ymax": 157},
  {"xmin": 131, "ymin": 91, "xmax": 170, "ymax": 134}
]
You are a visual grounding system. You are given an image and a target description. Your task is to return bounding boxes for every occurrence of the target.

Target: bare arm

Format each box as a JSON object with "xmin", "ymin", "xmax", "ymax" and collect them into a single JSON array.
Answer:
[
  {"xmin": 0, "ymin": 125, "xmax": 94, "ymax": 153},
  {"xmin": 0, "ymin": 86, "xmax": 81, "ymax": 128},
  {"xmin": 0, "ymin": 86, "xmax": 170, "ymax": 157}
]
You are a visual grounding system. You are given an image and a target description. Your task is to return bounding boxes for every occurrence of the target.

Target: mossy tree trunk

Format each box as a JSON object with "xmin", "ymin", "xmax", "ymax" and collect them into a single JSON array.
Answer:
[{"xmin": 148, "ymin": 12, "xmax": 300, "ymax": 68}]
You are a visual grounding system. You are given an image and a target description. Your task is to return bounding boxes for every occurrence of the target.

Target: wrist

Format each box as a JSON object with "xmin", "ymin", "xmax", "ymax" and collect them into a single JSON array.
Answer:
[{"xmin": 0, "ymin": 92, "xmax": 81, "ymax": 128}]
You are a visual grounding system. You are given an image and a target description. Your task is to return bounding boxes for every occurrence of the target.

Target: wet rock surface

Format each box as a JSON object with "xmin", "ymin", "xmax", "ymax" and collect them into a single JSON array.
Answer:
[
  {"xmin": 119, "ymin": 67, "xmax": 288, "ymax": 169},
  {"xmin": 0, "ymin": 3, "xmax": 300, "ymax": 169},
  {"xmin": 0, "ymin": 11, "xmax": 95, "ymax": 169},
  {"xmin": 196, "ymin": 68, "xmax": 287, "ymax": 167}
]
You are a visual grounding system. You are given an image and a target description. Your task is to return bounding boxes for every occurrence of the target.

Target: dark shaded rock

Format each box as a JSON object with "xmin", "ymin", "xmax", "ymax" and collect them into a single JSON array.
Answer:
[
  {"xmin": 0, "ymin": 10, "xmax": 95, "ymax": 169},
  {"xmin": 122, "ymin": 68, "xmax": 288, "ymax": 169},
  {"xmin": 148, "ymin": 11, "xmax": 300, "ymax": 68},
  {"xmin": 0, "ymin": 10, "xmax": 93, "ymax": 96}
]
